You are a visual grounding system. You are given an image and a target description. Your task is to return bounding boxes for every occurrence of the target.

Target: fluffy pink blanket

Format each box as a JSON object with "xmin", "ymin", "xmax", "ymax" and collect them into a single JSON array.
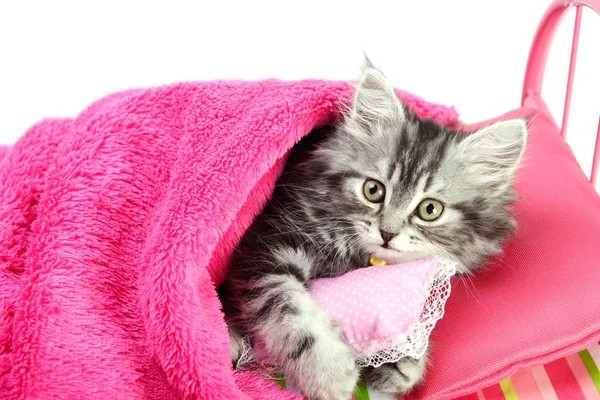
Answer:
[{"xmin": 0, "ymin": 80, "xmax": 458, "ymax": 399}]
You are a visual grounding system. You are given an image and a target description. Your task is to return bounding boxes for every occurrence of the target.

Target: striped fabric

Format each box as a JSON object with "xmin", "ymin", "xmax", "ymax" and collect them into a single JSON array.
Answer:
[
  {"xmin": 276, "ymin": 342, "xmax": 600, "ymax": 400},
  {"xmin": 468, "ymin": 343, "xmax": 600, "ymax": 400}
]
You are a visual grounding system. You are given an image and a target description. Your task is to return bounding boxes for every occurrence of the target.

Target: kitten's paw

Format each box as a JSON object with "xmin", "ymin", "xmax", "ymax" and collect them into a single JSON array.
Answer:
[
  {"xmin": 363, "ymin": 356, "xmax": 427, "ymax": 394},
  {"xmin": 288, "ymin": 331, "xmax": 359, "ymax": 400}
]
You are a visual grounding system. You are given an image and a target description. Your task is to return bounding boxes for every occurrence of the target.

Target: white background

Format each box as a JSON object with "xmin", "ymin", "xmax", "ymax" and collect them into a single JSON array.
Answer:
[{"xmin": 0, "ymin": 1, "xmax": 598, "ymax": 189}]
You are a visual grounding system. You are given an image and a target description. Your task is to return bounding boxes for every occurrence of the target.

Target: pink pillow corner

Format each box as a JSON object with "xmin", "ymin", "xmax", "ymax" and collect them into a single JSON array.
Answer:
[{"xmin": 310, "ymin": 257, "xmax": 456, "ymax": 367}]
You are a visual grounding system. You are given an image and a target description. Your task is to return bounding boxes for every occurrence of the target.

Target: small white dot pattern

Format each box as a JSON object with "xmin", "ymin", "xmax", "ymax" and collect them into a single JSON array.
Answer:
[
  {"xmin": 236, "ymin": 257, "xmax": 456, "ymax": 370},
  {"xmin": 309, "ymin": 257, "xmax": 437, "ymax": 352}
]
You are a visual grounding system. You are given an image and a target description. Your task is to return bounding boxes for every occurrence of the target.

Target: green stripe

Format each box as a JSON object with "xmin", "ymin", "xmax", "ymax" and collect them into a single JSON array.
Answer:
[
  {"xmin": 499, "ymin": 378, "xmax": 519, "ymax": 400},
  {"xmin": 274, "ymin": 372, "xmax": 287, "ymax": 390},
  {"xmin": 579, "ymin": 349, "xmax": 600, "ymax": 395},
  {"xmin": 354, "ymin": 379, "xmax": 370, "ymax": 400},
  {"xmin": 274, "ymin": 375, "xmax": 370, "ymax": 398}
]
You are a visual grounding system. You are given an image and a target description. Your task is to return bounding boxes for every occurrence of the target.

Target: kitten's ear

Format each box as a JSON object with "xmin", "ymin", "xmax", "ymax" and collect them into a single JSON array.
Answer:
[
  {"xmin": 458, "ymin": 119, "xmax": 528, "ymax": 180},
  {"xmin": 348, "ymin": 61, "xmax": 405, "ymax": 132}
]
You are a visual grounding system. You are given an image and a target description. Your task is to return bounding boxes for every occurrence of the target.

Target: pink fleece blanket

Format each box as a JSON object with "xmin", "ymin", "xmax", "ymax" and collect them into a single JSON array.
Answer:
[{"xmin": 0, "ymin": 80, "xmax": 458, "ymax": 400}]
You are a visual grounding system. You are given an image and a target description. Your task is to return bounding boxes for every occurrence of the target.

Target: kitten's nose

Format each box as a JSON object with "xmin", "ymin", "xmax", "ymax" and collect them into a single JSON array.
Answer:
[{"xmin": 380, "ymin": 230, "xmax": 396, "ymax": 244}]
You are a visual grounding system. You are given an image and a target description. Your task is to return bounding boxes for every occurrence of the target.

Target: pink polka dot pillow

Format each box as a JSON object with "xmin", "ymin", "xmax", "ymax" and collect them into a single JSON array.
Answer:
[
  {"xmin": 237, "ymin": 256, "xmax": 456, "ymax": 370},
  {"xmin": 309, "ymin": 257, "xmax": 456, "ymax": 367}
]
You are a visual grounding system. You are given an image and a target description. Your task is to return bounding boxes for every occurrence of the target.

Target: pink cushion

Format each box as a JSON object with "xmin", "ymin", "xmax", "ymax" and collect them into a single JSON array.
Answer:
[
  {"xmin": 309, "ymin": 257, "xmax": 454, "ymax": 367},
  {"xmin": 409, "ymin": 107, "xmax": 600, "ymax": 399}
]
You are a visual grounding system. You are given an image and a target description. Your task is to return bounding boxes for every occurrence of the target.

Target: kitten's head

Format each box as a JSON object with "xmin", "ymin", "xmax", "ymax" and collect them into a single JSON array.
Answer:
[{"xmin": 314, "ymin": 64, "xmax": 527, "ymax": 273}]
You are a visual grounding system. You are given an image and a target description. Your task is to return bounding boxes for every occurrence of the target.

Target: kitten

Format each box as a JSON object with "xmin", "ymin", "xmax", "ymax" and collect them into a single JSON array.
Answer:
[{"xmin": 219, "ymin": 63, "xmax": 527, "ymax": 400}]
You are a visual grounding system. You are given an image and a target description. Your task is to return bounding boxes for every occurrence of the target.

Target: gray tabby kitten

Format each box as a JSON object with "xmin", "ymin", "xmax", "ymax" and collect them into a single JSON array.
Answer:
[{"xmin": 219, "ymin": 64, "xmax": 527, "ymax": 400}]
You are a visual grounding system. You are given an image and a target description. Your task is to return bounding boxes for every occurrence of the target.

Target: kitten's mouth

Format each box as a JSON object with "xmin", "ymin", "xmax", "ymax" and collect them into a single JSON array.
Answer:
[
  {"xmin": 377, "ymin": 245, "xmax": 405, "ymax": 257},
  {"xmin": 366, "ymin": 244, "xmax": 427, "ymax": 264}
]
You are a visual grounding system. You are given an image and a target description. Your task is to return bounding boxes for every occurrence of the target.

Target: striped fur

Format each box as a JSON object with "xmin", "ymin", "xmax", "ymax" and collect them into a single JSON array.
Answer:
[{"xmin": 219, "ymin": 64, "xmax": 527, "ymax": 399}]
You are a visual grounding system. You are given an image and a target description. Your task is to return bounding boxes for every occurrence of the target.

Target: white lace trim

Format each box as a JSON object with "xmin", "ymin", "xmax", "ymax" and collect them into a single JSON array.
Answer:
[
  {"xmin": 354, "ymin": 257, "xmax": 456, "ymax": 367},
  {"xmin": 236, "ymin": 257, "xmax": 456, "ymax": 371}
]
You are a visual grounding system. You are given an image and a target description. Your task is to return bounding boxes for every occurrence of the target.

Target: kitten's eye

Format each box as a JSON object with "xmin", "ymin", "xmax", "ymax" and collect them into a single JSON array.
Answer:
[
  {"xmin": 416, "ymin": 198, "xmax": 444, "ymax": 221},
  {"xmin": 363, "ymin": 179, "xmax": 385, "ymax": 203}
]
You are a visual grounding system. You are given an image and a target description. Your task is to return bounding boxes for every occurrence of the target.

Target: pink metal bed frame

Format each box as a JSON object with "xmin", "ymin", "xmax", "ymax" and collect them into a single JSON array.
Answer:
[{"xmin": 522, "ymin": 0, "xmax": 600, "ymax": 186}]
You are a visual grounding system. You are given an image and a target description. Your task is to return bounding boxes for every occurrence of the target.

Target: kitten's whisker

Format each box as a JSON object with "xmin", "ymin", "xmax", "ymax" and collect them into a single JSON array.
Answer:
[{"xmin": 457, "ymin": 273, "xmax": 482, "ymax": 304}]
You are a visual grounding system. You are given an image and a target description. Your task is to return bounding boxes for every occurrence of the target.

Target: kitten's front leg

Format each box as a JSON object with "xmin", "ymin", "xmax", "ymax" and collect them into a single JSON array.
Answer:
[
  {"xmin": 362, "ymin": 350, "xmax": 428, "ymax": 395},
  {"xmin": 230, "ymin": 264, "xmax": 359, "ymax": 400}
]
